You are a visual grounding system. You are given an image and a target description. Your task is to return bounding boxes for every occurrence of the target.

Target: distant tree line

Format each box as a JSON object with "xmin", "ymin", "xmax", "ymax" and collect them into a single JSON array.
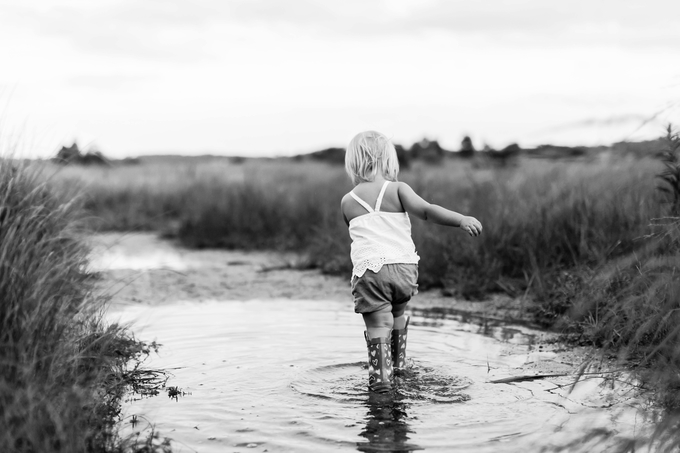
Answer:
[
  {"xmin": 299, "ymin": 135, "xmax": 524, "ymax": 168},
  {"xmin": 297, "ymin": 135, "xmax": 668, "ymax": 167},
  {"xmin": 53, "ymin": 143, "xmax": 142, "ymax": 166},
  {"xmin": 53, "ymin": 135, "xmax": 668, "ymax": 167}
]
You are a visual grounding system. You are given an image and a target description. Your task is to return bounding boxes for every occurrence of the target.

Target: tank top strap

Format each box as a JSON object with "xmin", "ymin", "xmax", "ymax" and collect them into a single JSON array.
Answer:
[
  {"xmin": 374, "ymin": 181, "xmax": 390, "ymax": 212},
  {"xmin": 349, "ymin": 191, "xmax": 374, "ymax": 213}
]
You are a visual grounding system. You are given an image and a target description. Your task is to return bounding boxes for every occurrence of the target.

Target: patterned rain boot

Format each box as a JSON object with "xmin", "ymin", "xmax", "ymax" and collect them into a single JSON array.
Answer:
[
  {"xmin": 391, "ymin": 315, "xmax": 410, "ymax": 373},
  {"xmin": 364, "ymin": 331, "xmax": 393, "ymax": 393}
]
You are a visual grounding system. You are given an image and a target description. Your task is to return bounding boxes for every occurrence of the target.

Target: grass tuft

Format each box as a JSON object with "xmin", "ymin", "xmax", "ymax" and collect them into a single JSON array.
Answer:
[
  {"xmin": 656, "ymin": 125, "xmax": 680, "ymax": 214},
  {"xmin": 0, "ymin": 158, "xmax": 167, "ymax": 452}
]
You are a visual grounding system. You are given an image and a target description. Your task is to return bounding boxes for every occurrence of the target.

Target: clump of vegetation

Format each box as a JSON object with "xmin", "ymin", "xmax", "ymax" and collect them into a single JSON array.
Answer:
[
  {"xmin": 0, "ymin": 158, "xmax": 167, "ymax": 452},
  {"xmin": 561, "ymin": 128, "xmax": 680, "ymax": 410},
  {"xmin": 54, "ymin": 142, "xmax": 111, "ymax": 166},
  {"xmin": 657, "ymin": 125, "xmax": 680, "ymax": 214}
]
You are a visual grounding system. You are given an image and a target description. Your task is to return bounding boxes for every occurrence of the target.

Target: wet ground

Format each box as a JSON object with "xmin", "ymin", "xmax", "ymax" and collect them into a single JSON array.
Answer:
[{"xmin": 94, "ymin": 233, "xmax": 657, "ymax": 452}]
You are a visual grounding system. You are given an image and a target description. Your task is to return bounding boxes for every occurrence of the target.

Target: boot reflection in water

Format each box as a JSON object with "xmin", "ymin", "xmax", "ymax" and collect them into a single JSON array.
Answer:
[{"xmin": 356, "ymin": 394, "xmax": 420, "ymax": 453}]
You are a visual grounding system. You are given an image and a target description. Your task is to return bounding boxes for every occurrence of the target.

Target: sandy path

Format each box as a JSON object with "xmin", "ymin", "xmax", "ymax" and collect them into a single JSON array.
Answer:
[
  {"xmin": 90, "ymin": 232, "xmax": 349, "ymax": 304},
  {"xmin": 91, "ymin": 232, "xmax": 532, "ymax": 319}
]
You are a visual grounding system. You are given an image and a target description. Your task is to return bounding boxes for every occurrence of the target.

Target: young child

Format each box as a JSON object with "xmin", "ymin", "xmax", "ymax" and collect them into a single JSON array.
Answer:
[{"xmin": 341, "ymin": 131, "xmax": 483, "ymax": 393}]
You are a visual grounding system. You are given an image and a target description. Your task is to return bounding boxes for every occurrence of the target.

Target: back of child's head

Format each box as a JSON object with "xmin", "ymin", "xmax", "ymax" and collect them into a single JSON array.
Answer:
[{"xmin": 345, "ymin": 131, "xmax": 399, "ymax": 186}]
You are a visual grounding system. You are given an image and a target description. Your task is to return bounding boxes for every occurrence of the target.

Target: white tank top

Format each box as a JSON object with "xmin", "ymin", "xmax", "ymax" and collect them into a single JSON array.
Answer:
[{"xmin": 348, "ymin": 181, "xmax": 420, "ymax": 278}]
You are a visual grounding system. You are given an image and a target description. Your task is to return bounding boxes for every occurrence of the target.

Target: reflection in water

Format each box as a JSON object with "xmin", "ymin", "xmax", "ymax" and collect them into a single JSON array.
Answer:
[
  {"xmin": 356, "ymin": 361, "xmax": 473, "ymax": 452},
  {"xmin": 357, "ymin": 392, "xmax": 420, "ymax": 453},
  {"xmin": 356, "ymin": 365, "xmax": 470, "ymax": 452}
]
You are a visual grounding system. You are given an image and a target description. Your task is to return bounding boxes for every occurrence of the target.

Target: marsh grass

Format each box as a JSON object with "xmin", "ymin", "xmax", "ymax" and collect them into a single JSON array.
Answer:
[
  {"xmin": 563, "ymin": 216, "xmax": 680, "ymax": 452},
  {"xmin": 0, "ymin": 158, "xmax": 167, "ymax": 452},
  {"xmin": 409, "ymin": 158, "xmax": 661, "ymax": 298},
  {"xmin": 41, "ymin": 156, "xmax": 666, "ymax": 305},
  {"xmin": 563, "ymin": 130, "xmax": 680, "ymax": 413},
  {"xmin": 44, "ymin": 156, "xmax": 663, "ymax": 299},
  {"xmin": 657, "ymin": 125, "xmax": 680, "ymax": 214}
]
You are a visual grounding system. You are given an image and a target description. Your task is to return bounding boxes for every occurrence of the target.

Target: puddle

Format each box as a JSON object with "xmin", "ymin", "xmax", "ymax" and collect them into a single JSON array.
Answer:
[
  {"xmin": 96, "ymin": 234, "xmax": 656, "ymax": 452},
  {"xmin": 111, "ymin": 299, "xmax": 654, "ymax": 453},
  {"xmin": 89, "ymin": 233, "xmax": 192, "ymax": 271}
]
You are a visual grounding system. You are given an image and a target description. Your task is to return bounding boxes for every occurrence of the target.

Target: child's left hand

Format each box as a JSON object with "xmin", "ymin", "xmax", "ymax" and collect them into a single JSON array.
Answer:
[{"xmin": 460, "ymin": 216, "xmax": 482, "ymax": 237}]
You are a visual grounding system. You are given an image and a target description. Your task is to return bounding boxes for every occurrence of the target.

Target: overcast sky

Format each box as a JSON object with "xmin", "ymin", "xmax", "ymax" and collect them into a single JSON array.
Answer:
[{"xmin": 1, "ymin": 0, "xmax": 679, "ymax": 158}]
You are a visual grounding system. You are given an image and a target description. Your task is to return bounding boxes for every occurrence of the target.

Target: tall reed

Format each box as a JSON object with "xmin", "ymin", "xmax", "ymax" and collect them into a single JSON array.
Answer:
[{"xmin": 0, "ymin": 158, "xmax": 161, "ymax": 452}]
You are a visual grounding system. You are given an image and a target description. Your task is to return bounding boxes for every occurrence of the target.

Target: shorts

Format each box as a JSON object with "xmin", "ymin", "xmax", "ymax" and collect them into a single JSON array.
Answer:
[{"xmin": 351, "ymin": 264, "xmax": 419, "ymax": 314}]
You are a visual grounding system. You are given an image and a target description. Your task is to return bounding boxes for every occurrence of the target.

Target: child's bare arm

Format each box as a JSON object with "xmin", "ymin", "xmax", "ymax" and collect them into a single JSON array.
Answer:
[
  {"xmin": 397, "ymin": 182, "xmax": 483, "ymax": 236},
  {"xmin": 340, "ymin": 194, "xmax": 350, "ymax": 226}
]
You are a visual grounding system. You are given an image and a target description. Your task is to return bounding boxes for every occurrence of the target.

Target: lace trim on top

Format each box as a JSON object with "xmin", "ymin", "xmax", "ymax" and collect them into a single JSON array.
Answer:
[{"xmin": 352, "ymin": 248, "xmax": 419, "ymax": 278}]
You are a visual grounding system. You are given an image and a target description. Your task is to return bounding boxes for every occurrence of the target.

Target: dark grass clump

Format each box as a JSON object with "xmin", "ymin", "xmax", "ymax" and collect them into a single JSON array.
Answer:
[
  {"xmin": 405, "ymin": 159, "xmax": 661, "ymax": 300},
  {"xmin": 657, "ymin": 125, "xmax": 680, "ymax": 214},
  {"xmin": 0, "ymin": 158, "xmax": 167, "ymax": 453},
  {"xmin": 564, "ymin": 216, "xmax": 680, "ymax": 451},
  {"xmin": 562, "ymin": 129, "xmax": 680, "ymax": 411},
  {"xmin": 176, "ymin": 171, "xmax": 349, "ymax": 250}
]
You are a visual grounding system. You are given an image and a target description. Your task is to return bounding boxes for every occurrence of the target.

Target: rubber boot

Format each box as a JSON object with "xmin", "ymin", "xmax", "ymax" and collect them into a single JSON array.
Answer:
[
  {"xmin": 364, "ymin": 331, "xmax": 393, "ymax": 393},
  {"xmin": 391, "ymin": 315, "xmax": 409, "ymax": 372}
]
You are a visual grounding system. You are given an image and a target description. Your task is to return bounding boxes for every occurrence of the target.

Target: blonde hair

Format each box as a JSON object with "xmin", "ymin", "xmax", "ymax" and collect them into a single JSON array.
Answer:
[{"xmin": 345, "ymin": 131, "xmax": 399, "ymax": 186}]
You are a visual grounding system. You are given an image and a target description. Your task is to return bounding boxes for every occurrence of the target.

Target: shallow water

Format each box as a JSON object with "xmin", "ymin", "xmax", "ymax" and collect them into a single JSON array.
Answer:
[
  {"xmin": 98, "ymin": 234, "xmax": 654, "ymax": 452},
  {"xmin": 111, "ymin": 299, "xmax": 656, "ymax": 453}
]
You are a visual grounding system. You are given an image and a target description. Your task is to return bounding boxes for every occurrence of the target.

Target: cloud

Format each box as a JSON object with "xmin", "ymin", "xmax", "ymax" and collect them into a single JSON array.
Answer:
[
  {"xmin": 3, "ymin": 0, "xmax": 679, "ymax": 65},
  {"xmin": 536, "ymin": 114, "xmax": 653, "ymax": 134},
  {"xmin": 187, "ymin": 0, "xmax": 680, "ymax": 48},
  {"xmin": 66, "ymin": 74, "xmax": 150, "ymax": 91},
  {"xmin": 1, "ymin": 1, "xmax": 215, "ymax": 61}
]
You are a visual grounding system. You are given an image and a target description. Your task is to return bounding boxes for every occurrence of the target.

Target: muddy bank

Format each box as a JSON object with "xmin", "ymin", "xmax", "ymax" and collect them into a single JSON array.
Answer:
[{"xmin": 92, "ymin": 233, "xmax": 537, "ymax": 322}]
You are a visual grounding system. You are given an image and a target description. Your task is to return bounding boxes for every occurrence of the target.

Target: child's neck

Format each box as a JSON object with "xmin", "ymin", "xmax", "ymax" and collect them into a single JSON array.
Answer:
[{"xmin": 355, "ymin": 175, "xmax": 387, "ymax": 188}]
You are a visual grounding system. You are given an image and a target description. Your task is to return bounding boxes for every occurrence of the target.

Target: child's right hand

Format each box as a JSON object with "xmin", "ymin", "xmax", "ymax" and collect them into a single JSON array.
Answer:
[{"xmin": 460, "ymin": 216, "xmax": 483, "ymax": 237}]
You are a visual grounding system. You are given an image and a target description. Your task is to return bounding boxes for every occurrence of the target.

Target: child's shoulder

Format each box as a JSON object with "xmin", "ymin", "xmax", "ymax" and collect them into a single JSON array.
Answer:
[
  {"xmin": 387, "ymin": 180, "xmax": 410, "ymax": 197},
  {"xmin": 340, "ymin": 191, "xmax": 355, "ymax": 210},
  {"xmin": 392, "ymin": 180, "xmax": 413, "ymax": 193},
  {"xmin": 341, "ymin": 191, "xmax": 354, "ymax": 203}
]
